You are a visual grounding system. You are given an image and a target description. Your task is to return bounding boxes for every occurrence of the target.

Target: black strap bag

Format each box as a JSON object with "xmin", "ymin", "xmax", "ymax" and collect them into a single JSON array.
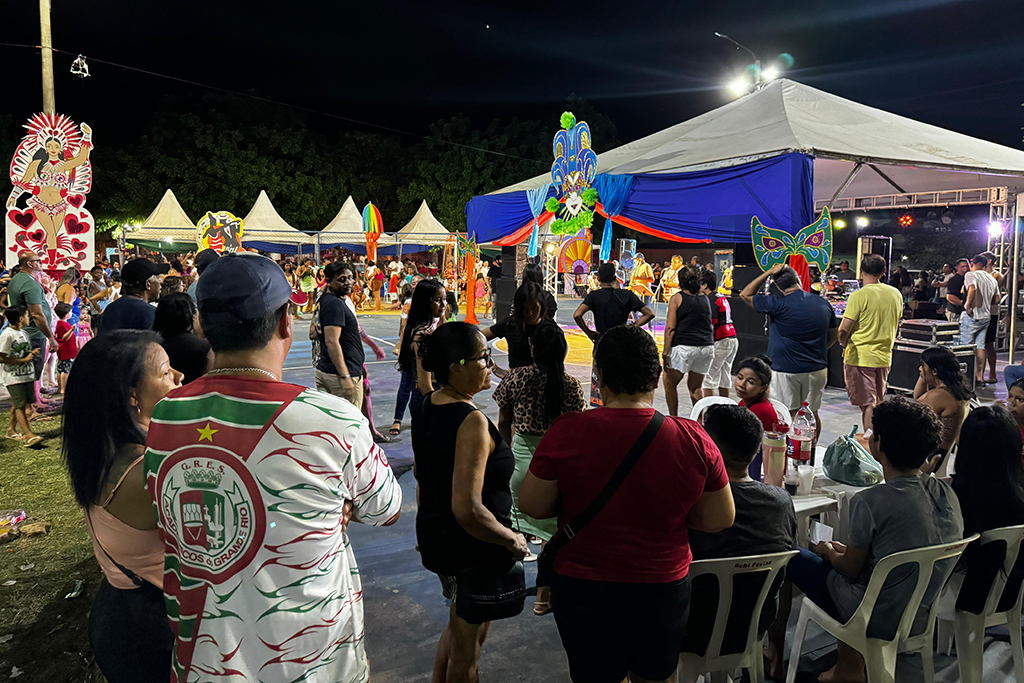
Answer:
[{"xmin": 536, "ymin": 410, "xmax": 665, "ymax": 589}]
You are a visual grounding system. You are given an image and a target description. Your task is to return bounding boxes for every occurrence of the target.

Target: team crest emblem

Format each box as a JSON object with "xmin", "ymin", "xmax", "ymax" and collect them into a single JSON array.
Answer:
[{"xmin": 156, "ymin": 448, "xmax": 265, "ymax": 583}]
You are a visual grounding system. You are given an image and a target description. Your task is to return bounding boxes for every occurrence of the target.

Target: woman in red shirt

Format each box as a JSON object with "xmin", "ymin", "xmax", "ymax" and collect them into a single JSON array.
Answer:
[{"xmin": 520, "ymin": 325, "xmax": 734, "ymax": 683}]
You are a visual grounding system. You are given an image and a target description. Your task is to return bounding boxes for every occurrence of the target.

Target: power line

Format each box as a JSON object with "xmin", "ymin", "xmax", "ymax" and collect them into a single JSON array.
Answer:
[{"xmin": 0, "ymin": 42, "xmax": 543, "ymax": 163}]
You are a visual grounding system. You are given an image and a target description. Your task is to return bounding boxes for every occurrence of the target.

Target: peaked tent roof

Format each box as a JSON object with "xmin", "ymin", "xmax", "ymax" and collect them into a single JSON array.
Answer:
[
  {"xmin": 495, "ymin": 78, "xmax": 1024, "ymax": 202},
  {"xmin": 318, "ymin": 196, "xmax": 396, "ymax": 248},
  {"xmin": 130, "ymin": 189, "xmax": 198, "ymax": 243},
  {"xmin": 241, "ymin": 190, "xmax": 312, "ymax": 245},
  {"xmin": 395, "ymin": 201, "xmax": 455, "ymax": 245}
]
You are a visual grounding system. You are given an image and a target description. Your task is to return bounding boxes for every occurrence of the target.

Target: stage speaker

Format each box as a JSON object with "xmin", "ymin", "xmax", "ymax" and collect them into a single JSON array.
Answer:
[
  {"xmin": 856, "ymin": 235, "xmax": 892, "ymax": 280},
  {"xmin": 493, "ymin": 246, "xmax": 519, "ymax": 322},
  {"xmin": 729, "ymin": 295, "xmax": 769, "ymax": 372},
  {"xmin": 731, "ymin": 264, "xmax": 763, "ymax": 292}
]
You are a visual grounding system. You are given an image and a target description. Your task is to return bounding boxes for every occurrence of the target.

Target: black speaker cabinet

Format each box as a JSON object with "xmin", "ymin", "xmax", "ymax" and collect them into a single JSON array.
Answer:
[
  {"xmin": 731, "ymin": 264, "xmax": 763, "ymax": 292},
  {"xmin": 729, "ymin": 295, "xmax": 769, "ymax": 372},
  {"xmin": 493, "ymin": 246, "xmax": 519, "ymax": 321}
]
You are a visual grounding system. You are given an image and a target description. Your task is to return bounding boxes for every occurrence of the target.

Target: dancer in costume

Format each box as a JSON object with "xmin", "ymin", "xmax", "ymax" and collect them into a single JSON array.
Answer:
[
  {"xmin": 7, "ymin": 115, "xmax": 93, "ymax": 264},
  {"xmin": 661, "ymin": 255, "xmax": 683, "ymax": 301},
  {"xmin": 629, "ymin": 253, "xmax": 656, "ymax": 331}
]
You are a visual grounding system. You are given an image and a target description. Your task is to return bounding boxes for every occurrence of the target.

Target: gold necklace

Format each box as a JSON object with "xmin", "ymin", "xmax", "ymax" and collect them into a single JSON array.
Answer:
[{"xmin": 207, "ymin": 366, "xmax": 279, "ymax": 382}]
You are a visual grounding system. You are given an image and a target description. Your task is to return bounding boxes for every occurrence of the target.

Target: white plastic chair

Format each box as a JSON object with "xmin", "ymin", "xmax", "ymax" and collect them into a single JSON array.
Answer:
[
  {"xmin": 768, "ymin": 399, "xmax": 793, "ymax": 429},
  {"xmin": 786, "ymin": 535, "xmax": 977, "ymax": 683},
  {"xmin": 679, "ymin": 550, "xmax": 798, "ymax": 683},
  {"xmin": 936, "ymin": 525, "xmax": 1024, "ymax": 683},
  {"xmin": 689, "ymin": 396, "xmax": 737, "ymax": 422}
]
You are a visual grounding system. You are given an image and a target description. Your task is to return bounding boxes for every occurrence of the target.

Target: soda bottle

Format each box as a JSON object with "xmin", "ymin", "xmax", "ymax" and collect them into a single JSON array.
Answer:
[{"xmin": 786, "ymin": 402, "xmax": 815, "ymax": 467}]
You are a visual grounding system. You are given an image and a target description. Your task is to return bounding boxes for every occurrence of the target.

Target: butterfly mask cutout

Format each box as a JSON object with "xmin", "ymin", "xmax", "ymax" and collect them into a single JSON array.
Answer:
[{"xmin": 751, "ymin": 207, "xmax": 833, "ymax": 272}]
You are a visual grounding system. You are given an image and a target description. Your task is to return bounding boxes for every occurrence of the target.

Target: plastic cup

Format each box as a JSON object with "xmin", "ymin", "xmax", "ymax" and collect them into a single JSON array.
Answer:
[{"xmin": 797, "ymin": 465, "xmax": 814, "ymax": 496}]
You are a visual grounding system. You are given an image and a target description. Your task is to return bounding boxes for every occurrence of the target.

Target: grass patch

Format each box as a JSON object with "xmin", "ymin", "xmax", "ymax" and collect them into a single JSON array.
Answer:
[{"xmin": 0, "ymin": 411, "xmax": 106, "ymax": 682}]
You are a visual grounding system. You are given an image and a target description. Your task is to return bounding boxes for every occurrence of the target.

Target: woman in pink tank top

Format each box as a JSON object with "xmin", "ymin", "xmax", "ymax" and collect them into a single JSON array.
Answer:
[{"xmin": 63, "ymin": 330, "xmax": 182, "ymax": 683}]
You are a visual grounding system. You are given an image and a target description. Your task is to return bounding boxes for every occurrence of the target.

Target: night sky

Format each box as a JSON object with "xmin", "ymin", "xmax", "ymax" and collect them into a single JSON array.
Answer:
[{"xmin": 1, "ymin": 0, "xmax": 1022, "ymax": 151}]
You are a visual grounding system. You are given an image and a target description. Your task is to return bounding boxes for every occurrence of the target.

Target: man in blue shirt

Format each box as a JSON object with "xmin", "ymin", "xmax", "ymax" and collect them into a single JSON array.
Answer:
[
  {"xmin": 98, "ymin": 258, "xmax": 167, "ymax": 333},
  {"xmin": 740, "ymin": 263, "xmax": 839, "ymax": 437}
]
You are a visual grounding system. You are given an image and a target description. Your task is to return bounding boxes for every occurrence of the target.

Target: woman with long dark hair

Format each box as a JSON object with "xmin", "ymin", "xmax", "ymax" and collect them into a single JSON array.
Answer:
[
  {"xmin": 62, "ymin": 330, "xmax": 182, "ymax": 682},
  {"xmin": 494, "ymin": 322, "xmax": 587, "ymax": 614},
  {"xmin": 914, "ymin": 345, "xmax": 973, "ymax": 452},
  {"xmin": 484, "ymin": 282, "xmax": 548, "ymax": 372},
  {"xmin": 522, "ymin": 263, "xmax": 557, "ymax": 320},
  {"xmin": 942, "ymin": 406, "xmax": 1024, "ymax": 613},
  {"xmin": 153, "ymin": 292, "xmax": 212, "ymax": 384},
  {"xmin": 413, "ymin": 322, "xmax": 528, "ymax": 682},
  {"xmin": 392, "ymin": 278, "xmax": 447, "ymax": 435}
]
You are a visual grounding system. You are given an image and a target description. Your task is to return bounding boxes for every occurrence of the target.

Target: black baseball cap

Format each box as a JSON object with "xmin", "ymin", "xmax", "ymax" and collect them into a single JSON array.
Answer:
[
  {"xmin": 194, "ymin": 249, "xmax": 221, "ymax": 275},
  {"xmin": 197, "ymin": 253, "xmax": 292, "ymax": 323},
  {"xmin": 121, "ymin": 258, "xmax": 170, "ymax": 287}
]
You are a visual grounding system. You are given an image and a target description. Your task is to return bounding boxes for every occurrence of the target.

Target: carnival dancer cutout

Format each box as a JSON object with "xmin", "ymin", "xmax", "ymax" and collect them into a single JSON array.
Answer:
[{"xmin": 6, "ymin": 113, "xmax": 95, "ymax": 269}]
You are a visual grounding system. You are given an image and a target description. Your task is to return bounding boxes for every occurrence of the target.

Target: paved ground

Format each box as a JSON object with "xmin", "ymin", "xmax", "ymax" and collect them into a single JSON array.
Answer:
[{"xmin": 289, "ymin": 300, "xmax": 1018, "ymax": 683}]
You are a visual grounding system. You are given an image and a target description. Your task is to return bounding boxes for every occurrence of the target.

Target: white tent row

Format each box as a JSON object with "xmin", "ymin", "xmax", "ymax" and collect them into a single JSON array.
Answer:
[
  {"xmin": 131, "ymin": 192, "xmax": 455, "ymax": 254},
  {"xmin": 492, "ymin": 78, "xmax": 1024, "ymax": 205}
]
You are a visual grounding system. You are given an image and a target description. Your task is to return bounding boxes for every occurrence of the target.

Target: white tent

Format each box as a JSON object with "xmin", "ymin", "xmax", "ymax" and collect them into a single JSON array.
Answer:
[
  {"xmin": 130, "ymin": 189, "xmax": 197, "ymax": 245},
  {"xmin": 240, "ymin": 190, "xmax": 314, "ymax": 247},
  {"xmin": 317, "ymin": 196, "xmax": 396, "ymax": 250},
  {"xmin": 394, "ymin": 201, "xmax": 456, "ymax": 247},
  {"xmin": 493, "ymin": 78, "xmax": 1024, "ymax": 206}
]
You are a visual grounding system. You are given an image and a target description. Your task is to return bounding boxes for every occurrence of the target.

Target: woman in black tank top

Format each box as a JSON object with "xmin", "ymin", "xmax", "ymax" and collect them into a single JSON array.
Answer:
[
  {"xmin": 412, "ymin": 322, "xmax": 529, "ymax": 681},
  {"xmin": 662, "ymin": 267, "xmax": 715, "ymax": 416}
]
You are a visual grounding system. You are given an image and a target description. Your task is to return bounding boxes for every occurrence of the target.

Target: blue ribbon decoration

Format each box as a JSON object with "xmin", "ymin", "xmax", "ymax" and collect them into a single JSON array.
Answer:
[
  {"xmin": 525, "ymin": 185, "xmax": 551, "ymax": 258},
  {"xmin": 593, "ymin": 174, "xmax": 634, "ymax": 262}
]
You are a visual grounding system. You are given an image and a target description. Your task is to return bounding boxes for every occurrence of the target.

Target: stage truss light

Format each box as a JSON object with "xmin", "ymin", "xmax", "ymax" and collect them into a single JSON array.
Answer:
[
  {"xmin": 899, "ymin": 214, "xmax": 913, "ymax": 227},
  {"xmin": 834, "ymin": 219, "xmax": 846, "ymax": 229},
  {"xmin": 855, "ymin": 216, "xmax": 869, "ymax": 228},
  {"xmin": 988, "ymin": 221, "xmax": 1005, "ymax": 238}
]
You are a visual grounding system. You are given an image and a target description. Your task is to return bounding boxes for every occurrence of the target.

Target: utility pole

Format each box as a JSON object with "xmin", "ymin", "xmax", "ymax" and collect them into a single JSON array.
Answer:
[{"xmin": 40, "ymin": 0, "xmax": 55, "ymax": 114}]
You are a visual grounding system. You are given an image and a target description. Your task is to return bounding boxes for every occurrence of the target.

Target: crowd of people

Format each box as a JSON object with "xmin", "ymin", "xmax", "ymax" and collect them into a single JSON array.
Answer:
[{"xmin": 1, "ymin": 242, "xmax": 1015, "ymax": 683}]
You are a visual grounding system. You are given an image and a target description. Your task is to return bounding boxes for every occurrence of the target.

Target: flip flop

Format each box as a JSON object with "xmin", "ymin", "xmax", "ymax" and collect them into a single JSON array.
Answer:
[
  {"xmin": 372, "ymin": 432, "xmax": 392, "ymax": 444},
  {"xmin": 5, "ymin": 434, "xmax": 24, "ymax": 441},
  {"xmin": 24, "ymin": 435, "xmax": 44, "ymax": 447},
  {"xmin": 29, "ymin": 414, "xmax": 54, "ymax": 422},
  {"xmin": 533, "ymin": 600, "xmax": 553, "ymax": 616}
]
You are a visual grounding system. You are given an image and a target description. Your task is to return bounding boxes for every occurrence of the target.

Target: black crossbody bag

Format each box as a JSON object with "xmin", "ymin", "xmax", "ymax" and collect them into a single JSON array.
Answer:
[{"xmin": 536, "ymin": 410, "xmax": 665, "ymax": 589}]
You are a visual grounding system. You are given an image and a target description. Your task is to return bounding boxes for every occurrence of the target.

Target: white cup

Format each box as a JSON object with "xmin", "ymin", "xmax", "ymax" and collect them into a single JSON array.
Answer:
[{"xmin": 797, "ymin": 465, "xmax": 814, "ymax": 496}]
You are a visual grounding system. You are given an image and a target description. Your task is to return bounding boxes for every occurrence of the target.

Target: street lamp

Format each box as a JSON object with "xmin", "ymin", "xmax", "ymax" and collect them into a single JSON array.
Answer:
[{"xmin": 715, "ymin": 32, "xmax": 760, "ymax": 76}]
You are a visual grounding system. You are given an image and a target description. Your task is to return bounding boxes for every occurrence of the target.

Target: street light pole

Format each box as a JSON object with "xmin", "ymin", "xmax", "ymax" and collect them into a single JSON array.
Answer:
[
  {"xmin": 39, "ymin": 0, "xmax": 55, "ymax": 114},
  {"xmin": 714, "ymin": 32, "xmax": 761, "ymax": 83}
]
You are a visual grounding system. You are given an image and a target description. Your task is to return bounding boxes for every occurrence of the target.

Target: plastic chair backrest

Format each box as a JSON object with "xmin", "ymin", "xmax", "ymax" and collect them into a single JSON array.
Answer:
[
  {"xmin": 686, "ymin": 550, "xmax": 798, "ymax": 661},
  {"xmin": 689, "ymin": 396, "xmax": 736, "ymax": 422},
  {"xmin": 964, "ymin": 524, "xmax": 1024, "ymax": 617},
  {"xmin": 852, "ymin": 535, "xmax": 977, "ymax": 642},
  {"xmin": 768, "ymin": 399, "xmax": 792, "ymax": 429}
]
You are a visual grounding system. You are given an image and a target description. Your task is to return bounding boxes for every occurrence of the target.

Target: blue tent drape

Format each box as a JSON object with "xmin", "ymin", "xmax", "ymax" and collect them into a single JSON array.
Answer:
[
  {"xmin": 593, "ymin": 174, "xmax": 634, "ymax": 261},
  {"xmin": 525, "ymin": 184, "xmax": 551, "ymax": 258},
  {"xmin": 243, "ymin": 241, "xmax": 309, "ymax": 255},
  {"xmin": 467, "ymin": 153, "xmax": 814, "ymax": 245}
]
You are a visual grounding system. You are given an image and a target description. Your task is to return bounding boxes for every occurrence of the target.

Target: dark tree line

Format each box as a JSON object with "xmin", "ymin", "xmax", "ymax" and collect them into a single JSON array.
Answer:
[{"xmin": 2, "ymin": 96, "xmax": 620, "ymax": 236}]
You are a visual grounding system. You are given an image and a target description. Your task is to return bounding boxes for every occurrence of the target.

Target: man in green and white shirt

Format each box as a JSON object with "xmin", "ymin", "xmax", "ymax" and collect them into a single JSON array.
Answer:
[{"xmin": 145, "ymin": 254, "xmax": 401, "ymax": 683}]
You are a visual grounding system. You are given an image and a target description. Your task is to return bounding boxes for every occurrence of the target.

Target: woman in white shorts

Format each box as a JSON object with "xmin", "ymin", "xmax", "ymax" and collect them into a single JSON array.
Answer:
[
  {"xmin": 662, "ymin": 268, "xmax": 715, "ymax": 416},
  {"xmin": 700, "ymin": 270, "xmax": 739, "ymax": 398}
]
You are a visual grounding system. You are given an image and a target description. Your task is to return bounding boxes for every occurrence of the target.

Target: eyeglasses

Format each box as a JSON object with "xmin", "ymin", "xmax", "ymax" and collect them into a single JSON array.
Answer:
[{"xmin": 461, "ymin": 350, "xmax": 493, "ymax": 367}]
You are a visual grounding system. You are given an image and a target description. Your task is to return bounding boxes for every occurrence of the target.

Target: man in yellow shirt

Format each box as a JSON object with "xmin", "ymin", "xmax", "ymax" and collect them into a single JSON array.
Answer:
[{"xmin": 838, "ymin": 254, "xmax": 903, "ymax": 435}]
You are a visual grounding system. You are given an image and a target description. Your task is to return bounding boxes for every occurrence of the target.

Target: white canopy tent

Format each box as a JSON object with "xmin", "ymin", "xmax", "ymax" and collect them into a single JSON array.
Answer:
[
  {"xmin": 129, "ymin": 189, "xmax": 197, "ymax": 246},
  {"xmin": 240, "ymin": 190, "xmax": 315, "ymax": 252},
  {"xmin": 393, "ymin": 201, "xmax": 456, "ymax": 251},
  {"xmin": 493, "ymin": 79, "xmax": 1024, "ymax": 212},
  {"xmin": 316, "ymin": 196, "xmax": 397, "ymax": 251}
]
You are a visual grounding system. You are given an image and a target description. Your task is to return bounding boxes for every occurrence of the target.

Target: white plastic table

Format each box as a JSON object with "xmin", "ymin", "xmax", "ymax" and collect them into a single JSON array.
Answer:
[{"xmin": 792, "ymin": 494, "xmax": 839, "ymax": 546}]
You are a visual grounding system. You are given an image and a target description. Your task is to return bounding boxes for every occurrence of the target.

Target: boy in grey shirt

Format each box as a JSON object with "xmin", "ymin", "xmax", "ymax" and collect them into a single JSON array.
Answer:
[{"xmin": 786, "ymin": 396, "xmax": 962, "ymax": 681}]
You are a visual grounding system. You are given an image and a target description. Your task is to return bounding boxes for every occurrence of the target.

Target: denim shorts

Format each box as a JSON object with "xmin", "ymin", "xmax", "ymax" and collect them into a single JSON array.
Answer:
[{"xmin": 959, "ymin": 316, "xmax": 989, "ymax": 348}]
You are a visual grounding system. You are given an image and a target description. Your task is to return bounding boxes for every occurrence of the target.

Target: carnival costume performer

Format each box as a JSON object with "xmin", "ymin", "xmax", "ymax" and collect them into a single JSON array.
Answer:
[
  {"xmin": 661, "ymin": 255, "xmax": 683, "ymax": 301},
  {"xmin": 7, "ymin": 115, "xmax": 93, "ymax": 264},
  {"xmin": 628, "ymin": 253, "xmax": 655, "ymax": 299}
]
